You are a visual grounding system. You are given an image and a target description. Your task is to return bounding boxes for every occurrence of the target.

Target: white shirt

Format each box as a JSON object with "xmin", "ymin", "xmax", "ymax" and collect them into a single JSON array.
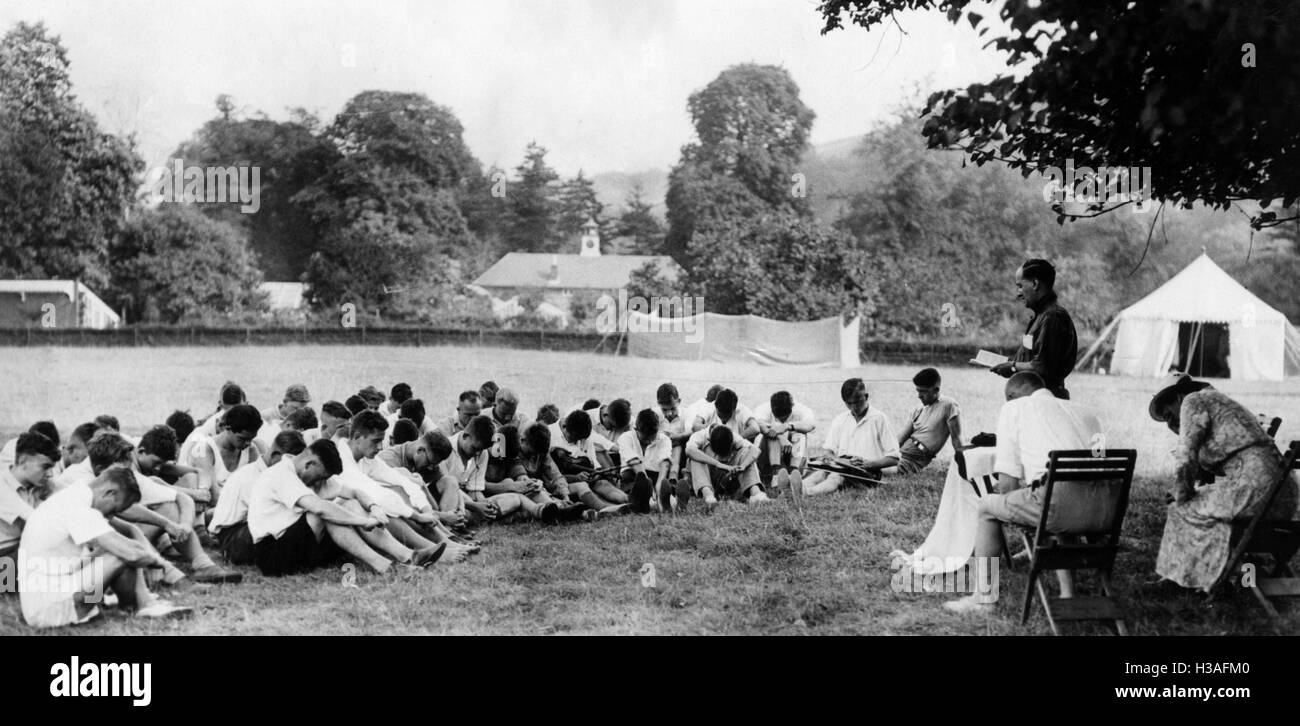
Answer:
[
  {"xmin": 209, "ymin": 458, "xmax": 267, "ymax": 534},
  {"xmin": 330, "ymin": 440, "xmax": 414, "ymax": 518},
  {"xmin": 754, "ymin": 401, "xmax": 816, "ymax": 431},
  {"xmin": 358, "ymin": 455, "xmax": 429, "ymax": 513},
  {"xmin": 18, "ymin": 482, "xmax": 113, "ymax": 585},
  {"xmin": 248, "ymin": 457, "xmax": 315, "ymax": 542},
  {"xmin": 692, "ymin": 403, "xmax": 758, "ymax": 437},
  {"xmin": 180, "ymin": 434, "xmax": 257, "ymax": 488},
  {"xmin": 615, "ymin": 430, "xmax": 672, "ymax": 473},
  {"xmin": 442, "ymin": 431, "xmax": 489, "ymax": 493},
  {"xmin": 52, "ymin": 459, "xmax": 92, "ymax": 491},
  {"xmin": 0, "ymin": 437, "xmax": 15, "ymax": 470},
  {"xmin": 547, "ymin": 422, "xmax": 614, "ymax": 463},
  {"xmin": 682, "ymin": 398, "xmax": 711, "ymax": 429},
  {"xmin": 822, "ymin": 408, "xmax": 900, "ymax": 461},
  {"xmin": 994, "ymin": 389, "xmax": 1102, "ymax": 485},
  {"xmin": 52, "ymin": 459, "xmax": 177, "ymax": 507}
]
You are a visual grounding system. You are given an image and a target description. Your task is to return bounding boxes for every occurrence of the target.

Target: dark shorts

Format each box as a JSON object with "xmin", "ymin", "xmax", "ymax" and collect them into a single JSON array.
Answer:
[
  {"xmin": 216, "ymin": 522, "xmax": 256, "ymax": 566},
  {"xmin": 254, "ymin": 515, "xmax": 342, "ymax": 577}
]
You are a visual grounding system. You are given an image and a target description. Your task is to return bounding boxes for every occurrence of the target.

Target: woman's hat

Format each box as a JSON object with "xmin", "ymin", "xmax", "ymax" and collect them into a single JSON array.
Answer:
[{"xmin": 1148, "ymin": 373, "xmax": 1212, "ymax": 421}]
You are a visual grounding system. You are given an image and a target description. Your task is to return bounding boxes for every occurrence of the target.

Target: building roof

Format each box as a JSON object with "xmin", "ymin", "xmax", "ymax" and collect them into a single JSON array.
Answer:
[
  {"xmin": 473, "ymin": 253, "xmax": 681, "ymax": 291},
  {"xmin": 0, "ymin": 279, "xmax": 121, "ymax": 327},
  {"xmin": 1119, "ymin": 253, "xmax": 1289, "ymax": 324}
]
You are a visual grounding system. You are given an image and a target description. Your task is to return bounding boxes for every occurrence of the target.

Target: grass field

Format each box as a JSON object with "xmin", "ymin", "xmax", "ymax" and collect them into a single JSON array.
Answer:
[{"xmin": 1, "ymin": 344, "xmax": 1298, "ymax": 635}]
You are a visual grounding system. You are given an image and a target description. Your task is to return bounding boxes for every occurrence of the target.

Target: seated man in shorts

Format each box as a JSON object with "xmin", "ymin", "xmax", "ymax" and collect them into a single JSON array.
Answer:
[
  {"xmin": 19, "ymin": 467, "xmax": 192, "ymax": 627},
  {"xmin": 794, "ymin": 378, "xmax": 900, "ymax": 498},
  {"xmin": 248, "ymin": 439, "xmax": 446, "ymax": 577},
  {"xmin": 1, "ymin": 432, "xmax": 61, "ymax": 563},
  {"xmin": 549, "ymin": 410, "xmax": 629, "ymax": 520},
  {"xmin": 209, "ymin": 430, "xmax": 307, "ymax": 565},
  {"xmin": 944, "ymin": 372, "xmax": 1104, "ymax": 614},
  {"xmin": 754, "ymin": 391, "xmax": 816, "ymax": 492}
]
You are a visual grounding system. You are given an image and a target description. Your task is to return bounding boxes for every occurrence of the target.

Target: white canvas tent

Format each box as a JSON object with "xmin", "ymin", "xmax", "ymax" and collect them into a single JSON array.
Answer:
[{"xmin": 1078, "ymin": 253, "xmax": 1300, "ymax": 382}]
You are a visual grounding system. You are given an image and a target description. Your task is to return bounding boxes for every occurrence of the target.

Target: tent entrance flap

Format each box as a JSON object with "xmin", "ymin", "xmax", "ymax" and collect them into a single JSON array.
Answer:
[{"xmin": 1175, "ymin": 322, "xmax": 1230, "ymax": 378}]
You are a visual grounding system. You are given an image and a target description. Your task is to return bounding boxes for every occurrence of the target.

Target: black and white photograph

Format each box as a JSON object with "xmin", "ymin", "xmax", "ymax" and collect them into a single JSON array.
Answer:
[{"xmin": 0, "ymin": 0, "xmax": 1297, "ymax": 691}]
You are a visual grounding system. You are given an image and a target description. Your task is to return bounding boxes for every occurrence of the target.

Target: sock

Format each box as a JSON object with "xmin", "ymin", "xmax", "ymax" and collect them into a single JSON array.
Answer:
[{"xmin": 192, "ymin": 552, "xmax": 217, "ymax": 570}]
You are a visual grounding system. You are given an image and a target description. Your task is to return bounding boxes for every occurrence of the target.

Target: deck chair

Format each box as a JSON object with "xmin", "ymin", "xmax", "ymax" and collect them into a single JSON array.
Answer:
[
  {"xmin": 1015, "ymin": 449, "xmax": 1138, "ymax": 635},
  {"xmin": 1263, "ymin": 416, "xmax": 1282, "ymax": 440},
  {"xmin": 1212, "ymin": 440, "xmax": 1300, "ymax": 617}
]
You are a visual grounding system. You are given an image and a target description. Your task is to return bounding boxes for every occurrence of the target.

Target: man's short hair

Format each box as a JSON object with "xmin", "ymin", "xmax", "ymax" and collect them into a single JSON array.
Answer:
[
  {"xmin": 94, "ymin": 414, "xmax": 120, "ymax": 432},
  {"xmin": 390, "ymin": 383, "xmax": 413, "ymax": 404},
  {"xmin": 321, "ymin": 401, "xmax": 351, "ymax": 420},
  {"xmin": 307, "ymin": 438, "xmax": 344, "ymax": 476},
  {"xmin": 458, "ymin": 390, "xmax": 481, "ymax": 406},
  {"xmin": 913, "ymin": 368, "xmax": 941, "ymax": 388},
  {"xmin": 1021, "ymin": 258, "xmax": 1056, "ymax": 290},
  {"xmin": 563, "ymin": 409, "xmax": 592, "ymax": 440},
  {"xmin": 465, "ymin": 415, "xmax": 495, "ymax": 446},
  {"xmin": 634, "ymin": 408, "xmax": 660, "ymax": 435},
  {"xmin": 223, "ymin": 404, "xmax": 263, "ymax": 436},
  {"xmin": 15, "ymin": 431, "xmax": 59, "ymax": 463},
  {"xmin": 28, "ymin": 421, "xmax": 59, "ymax": 447},
  {"xmin": 272, "ymin": 430, "xmax": 307, "ymax": 457},
  {"xmin": 391, "ymin": 418, "xmax": 420, "ymax": 445},
  {"xmin": 350, "ymin": 409, "xmax": 389, "ymax": 438},
  {"xmin": 606, "ymin": 399, "xmax": 632, "ymax": 429},
  {"xmin": 708, "ymin": 425, "xmax": 734, "ymax": 454},
  {"xmin": 344, "ymin": 395, "xmax": 368, "ymax": 416},
  {"xmin": 656, "ymin": 382, "xmax": 680, "ymax": 405},
  {"xmin": 535, "ymin": 403, "xmax": 560, "ymax": 426},
  {"xmin": 714, "ymin": 389, "xmax": 738, "ymax": 418},
  {"xmin": 840, "ymin": 378, "xmax": 866, "ymax": 402},
  {"xmin": 96, "ymin": 466, "xmax": 142, "ymax": 509},
  {"xmin": 284, "ymin": 384, "xmax": 312, "ymax": 404},
  {"xmin": 1007, "ymin": 371, "xmax": 1046, "ymax": 395},
  {"xmin": 357, "ymin": 386, "xmax": 385, "ymax": 407},
  {"xmin": 138, "ymin": 425, "xmax": 179, "ymax": 461},
  {"xmin": 164, "ymin": 410, "xmax": 195, "ymax": 444},
  {"xmin": 220, "ymin": 381, "xmax": 245, "ymax": 406},
  {"xmin": 421, "ymin": 430, "xmax": 453, "ymax": 462},
  {"xmin": 285, "ymin": 406, "xmax": 318, "ymax": 431},
  {"xmin": 581, "ymin": 398, "xmax": 601, "ymax": 411},
  {"xmin": 522, "ymin": 423, "xmax": 551, "ymax": 454},
  {"xmin": 87, "ymin": 431, "xmax": 135, "ymax": 474},
  {"xmin": 71, "ymin": 422, "xmax": 100, "ymax": 446},
  {"xmin": 398, "ymin": 398, "xmax": 426, "ymax": 425},
  {"xmin": 705, "ymin": 384, "xmax": 723, "ymax": 403},
  {"xmin": 770, "ymin": 391, "xmax": 794, "ymax": 419},
  {"xmin": 478, "ymin": 381, "xmax": 499, "ymax": 404}
]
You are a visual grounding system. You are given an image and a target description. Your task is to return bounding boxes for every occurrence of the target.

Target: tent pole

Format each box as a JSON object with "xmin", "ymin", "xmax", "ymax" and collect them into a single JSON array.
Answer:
[{"xmin": 1076, "ymin": 316, "xmax": 1121, "ymax": 371}]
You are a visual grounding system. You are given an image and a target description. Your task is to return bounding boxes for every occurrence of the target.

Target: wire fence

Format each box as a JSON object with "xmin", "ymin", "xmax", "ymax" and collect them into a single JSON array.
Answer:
[{"xmin": 0, "ymin": 325, "xmax": 1019, "ymax": 368}]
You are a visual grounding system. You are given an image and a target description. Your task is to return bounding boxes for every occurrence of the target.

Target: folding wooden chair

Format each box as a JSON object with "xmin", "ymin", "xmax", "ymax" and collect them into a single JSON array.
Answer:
[
  {"xmin": 1212, "ymin": 440, "xmax": 1300, "ymax": 617},
  {"xmin": 1015, "ymin": 449, "xmax": 1138, "ymax": 635},
  {"xmin": 1264, "ymin": 416, "xmax": 1282, "ymax": 440}
]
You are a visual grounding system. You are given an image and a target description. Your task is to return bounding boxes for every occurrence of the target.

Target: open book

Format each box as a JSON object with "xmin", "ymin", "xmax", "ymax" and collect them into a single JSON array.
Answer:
[{"xmin": 968, "ymin": 349, "xmax": 1009, "ymax": 368}]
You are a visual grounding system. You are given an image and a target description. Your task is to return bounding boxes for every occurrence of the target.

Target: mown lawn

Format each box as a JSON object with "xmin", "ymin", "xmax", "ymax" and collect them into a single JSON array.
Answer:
[{"xmin": 1, "ymin": 344, "xmax": 1297, "ymax": 635}]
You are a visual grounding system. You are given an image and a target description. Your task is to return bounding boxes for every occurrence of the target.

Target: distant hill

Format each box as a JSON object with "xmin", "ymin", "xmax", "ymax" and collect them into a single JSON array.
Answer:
[{"xmin": 590, "ymin": 135, "xmax": 873, "ymax": 225}]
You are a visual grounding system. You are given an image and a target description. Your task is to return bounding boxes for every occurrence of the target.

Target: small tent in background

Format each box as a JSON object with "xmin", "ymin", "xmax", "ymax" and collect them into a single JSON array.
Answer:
[{"xmin": 1078, "ymin": 253, "xmax": 1300, "ymax": 381}]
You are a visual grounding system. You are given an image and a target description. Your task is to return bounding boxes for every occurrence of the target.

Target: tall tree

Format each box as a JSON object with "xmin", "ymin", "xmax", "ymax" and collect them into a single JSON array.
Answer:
[
  {"xmin": 0, "ymin": 22, "xmax": 142, "ymax": 289},
  {"xmin": 108, "ymin": 205, "xmax": 267, "ymax": 324},
  {"xmin": 556, "ymin": 170, "xmax": 606, "ymax": 247},
  {"xmin": 665, "ymin": 64, "xmax": 815, "ymax": 259},
  {"xmin": 503, "ymin": 142, "xmax": 561, "ymax": 253},
  {"xmin": 818, "ymin": 0, "xmax": 1300, "ymax": 231},
  {"xmin": 296, "ymin": 91, "xmax": 477, "ymax": 316},
  {"xmin": 170, "ymin": 97, "xmax": 340, "ymax": 280},
  {"xmin": 615, "ymin": 183, "xmax": 666, "ymax": 254}
]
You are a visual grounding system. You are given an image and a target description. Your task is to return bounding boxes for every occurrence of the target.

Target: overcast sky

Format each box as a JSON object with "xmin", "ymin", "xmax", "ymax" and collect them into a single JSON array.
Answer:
[{"xmin": 1, "ymin": 0, "xmax": 1006, "ymax": 176}]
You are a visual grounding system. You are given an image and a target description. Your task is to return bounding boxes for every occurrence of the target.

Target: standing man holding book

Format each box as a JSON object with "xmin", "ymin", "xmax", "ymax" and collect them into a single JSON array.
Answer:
[{"xmin": 989, "ymin": 258, "xmax": 1078, "ymax": 400}]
